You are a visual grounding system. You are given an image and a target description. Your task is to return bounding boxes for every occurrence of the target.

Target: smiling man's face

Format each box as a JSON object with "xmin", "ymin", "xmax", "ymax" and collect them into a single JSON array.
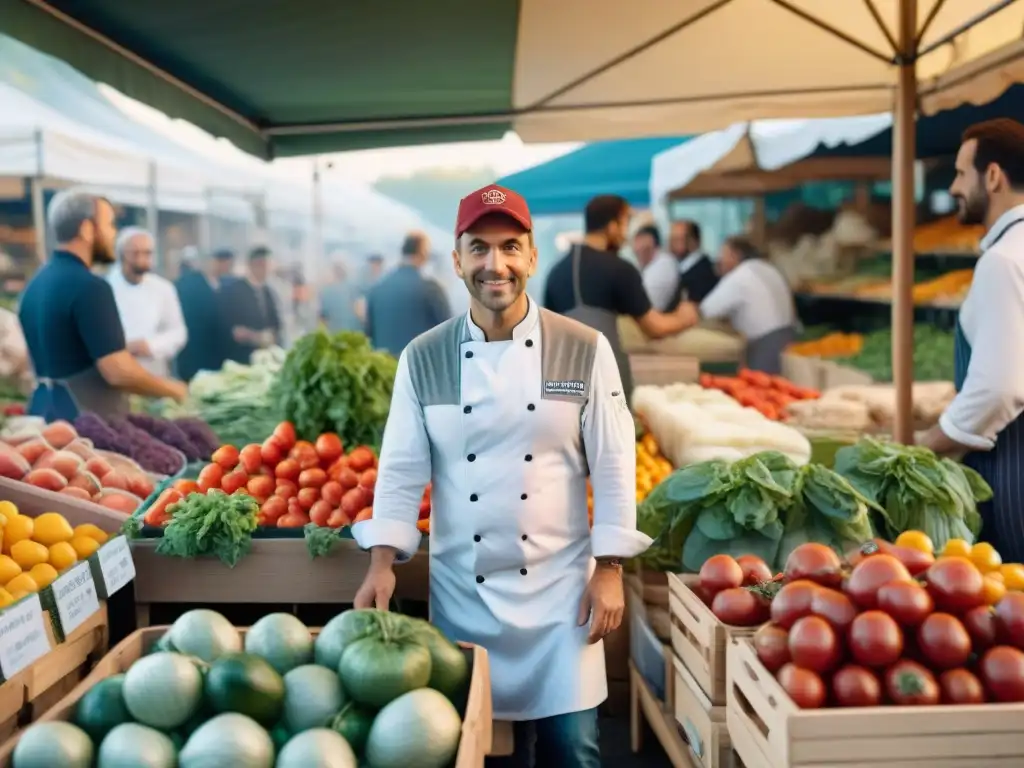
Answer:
[{"xmin": 453, "ymin": 213, "xmax": 536, "ymax": 313}]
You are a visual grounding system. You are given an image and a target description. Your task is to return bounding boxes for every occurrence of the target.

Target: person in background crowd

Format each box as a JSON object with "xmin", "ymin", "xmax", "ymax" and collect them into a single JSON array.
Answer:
[
  {"xmin": 675, "ymin": 236, "xmax": 795, "ymax": 374},
  {"xmin": 365, "ymin": 232, "xmax": 451, "ymax": 355},
  {"xmin": 220, "ymin": 246, "xmax": 282, "ymax": 363},
  {"xmin": 319, "ymin": 260, "xmax": 365, "ymax": 332},
  {"xmin": 0, "ymin": 306, "xmax": 31, "ymax": 393},
  {"xmin": 666, "ymin": 219, "xmax": 719, "ymax": 308},
  {"xmin": 352, "ymin": 183, "xmax": 650, "ymax": 768},
  {"xmin": 107, "ymin": 227, "xmax": 188, "ymax": 378},
  {"xmin": 175, "ymin": 248, "xmax": 234, "ymax": 380},
  {"xmin": 920, "ymin": 118, "xmax": 1024, "ymax": 563},
  {"xmin": 543, "ymin": 195, "xmax": 700, "ymax": 401},
  {"xmin": 353, "ymin": 253, "xmax": 386, "ymax": 326},
  {"xmin": 19, "ymin": 190, "xmax": 186, "ymax": 419},
  {"xmin": 633, "ymin": 224, "xmax": 679, "ymax": 311}
]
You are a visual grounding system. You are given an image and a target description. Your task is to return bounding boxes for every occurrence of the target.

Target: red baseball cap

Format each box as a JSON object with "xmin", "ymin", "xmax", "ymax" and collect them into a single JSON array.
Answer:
[{"xmin": 455, "ymin": 184, "xmax": 532, "ymax": 239}]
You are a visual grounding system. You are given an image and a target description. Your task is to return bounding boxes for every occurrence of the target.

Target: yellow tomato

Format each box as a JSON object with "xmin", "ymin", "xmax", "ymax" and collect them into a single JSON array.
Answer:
[
  {"xmin": 32, "ymin": 512, "xmax": 74, "ymax": 547},
  {"xmin": 0, "ymin": 555, "xmax": 20, "ymax": 585},
  {"xmin": 0, "ymin": 501, "xmax": 18, "ymax": 523},
  {"xmin": 1001, "ymin": 563, "xmax": 1024, "ymax": 591},
  {"xmin": 73, "ymin": 524, "xmax": 109, "ymax": 544},
  {"xmin": 970, "ymin": 542, "xmax": 1003, "ymax": 574},
  {"xmin": 28, "ymin": 564, "xmax": 57, "ymax": 589},
  {"xmin": 48, "ymin": 542, "xmax": 78, "ymax": 571},
  {"xmin": 71, "ymin": 537, "xmax": 101, "ymax": 559},
  {"xmin": 942, "ymin": 538, "xmax": 972, "ymax": 559},
  {"xmin": 3, "ymin": 515, "xmax": 33, "ymax": 555},
  {"xmin": 0, "ymin": 588, "xmax": 15, "ymax": 608},
  {"xmin": 982, "ymin": 574, "xmax": 1008, "ymax": 605},
  {"xmin": 895, "ymin": 531, "xmax": 934, "ymax": 555},
  {"xmin": 11, "ymin": 540, "xmax": 48, "ymax": 570},
  {"xmin": 5, "ymin": 573, "xmax": 38, "ymax": 595}
]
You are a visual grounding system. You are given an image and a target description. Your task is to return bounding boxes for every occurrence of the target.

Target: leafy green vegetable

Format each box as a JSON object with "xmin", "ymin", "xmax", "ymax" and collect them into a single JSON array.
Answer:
[
  {"xmin": 304, "ymin": 523, "xmax": 344, "ymax": 559},
  {"xmin": 271, "ymin": 331, "xmax": 397, "ymax": 449},
  {"xmin": 156, "ymin": 490, "xmax": 259, "ymax": 567}
]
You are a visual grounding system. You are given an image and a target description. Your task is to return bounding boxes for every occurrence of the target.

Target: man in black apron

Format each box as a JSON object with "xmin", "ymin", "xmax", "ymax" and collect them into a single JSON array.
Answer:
[
  {"xmin": 542, "ymin": 195, "xmax": 701, "ymax": 402},
  {"xmin": 920, "ymin": 119, "xmax": 1024, "ymax": 562},
  {"xmin": 19, "ymin": 190, "xmax": 188, "ymax": 422}
]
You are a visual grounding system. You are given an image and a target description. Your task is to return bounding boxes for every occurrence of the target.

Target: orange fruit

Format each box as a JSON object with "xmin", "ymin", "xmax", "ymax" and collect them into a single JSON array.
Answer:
[
  {"xmin": 72, "ymin": 524, "xmax": 108, "ymax": 544},
  {"xmin": 70, "ymin": 537, "xmax": 100, "ymax": 559},
  {"xmin": 10, "ymin": 540, "xmax": 48, "ymax": 570},
  {"xmin": 983, "ymin": 574, "xmax": 1008, "ymax": 605},
  {"xmin": 895, "ymin": 531, "xmax": 934, "ymax": 556},
  {"xmin": 48, "ymin": 542, "xmax": 78, "ymax": 571},
  {"xmin": 28, "ymin": 564, "xmax": 57, "ymax": 589},
  {"xmin": 942, "ymin": 538, "xmax": 972, "ymax": 559},
  {"xmin": 0, "ymin": 555, "xmax": 21, "ymax": 585},
  {"xmin": 3, "ymin": 515, "xmax": 33, "ymax": 554},
  {"xmin": 32, "ymin": 512, "xmax": 73, "ymax": 546},
  {"xmin": 0, "ymin": 501, "xmax": 18, "ymax": 523},
  {"xmin": 0, "ymin": 588, "xmax": 15, "ymax": 608},
  {"xmin": 1001, "ymin": 563, "xmax": 1024, "ymax": 591},
  {"xmin": 970, "ymin": 542, "xmax": 1003, "ymax": 574},
  {"xmin": 5, "ymin": 573, "xmax": 38, "ymax": 595}
]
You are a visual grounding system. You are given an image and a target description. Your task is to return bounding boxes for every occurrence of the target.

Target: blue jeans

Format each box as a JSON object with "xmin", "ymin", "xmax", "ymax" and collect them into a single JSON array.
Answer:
[{"xmin": 485, "ymin": 708, "xmax": 600, "ymax": 768}]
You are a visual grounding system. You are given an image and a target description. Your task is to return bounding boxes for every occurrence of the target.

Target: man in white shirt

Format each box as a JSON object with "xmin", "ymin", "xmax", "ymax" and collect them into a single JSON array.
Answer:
[
  {"xmin": 920, "ymin": 118, "xmax": 1024, "ymax": 562},
  {"xmin": 353, "ymin": 184, "xmax": 651, "ymax": 767},
  {"xmin": 108, "ymin": 227, "xmax": 187, "ymax": 378},
  {"xmin": 633, "ymin": 224, "xmax": 678, "ymax": 311}
]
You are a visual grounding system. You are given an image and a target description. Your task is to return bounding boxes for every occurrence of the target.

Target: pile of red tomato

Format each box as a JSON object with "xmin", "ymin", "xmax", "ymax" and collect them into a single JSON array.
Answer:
[
  {"xmin": 749, "ymin": 539, "xmax": 1024, "ymax": 708},
  {"xmin": 695, "ymin": 553, "xmax": 780, "ymax": 627}
]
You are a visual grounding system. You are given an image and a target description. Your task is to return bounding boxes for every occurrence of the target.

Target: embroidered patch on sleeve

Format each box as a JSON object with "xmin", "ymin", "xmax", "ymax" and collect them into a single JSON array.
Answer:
[{"xmin": 544, "ymin": 379, "xmax": 586, "ymax": 397}]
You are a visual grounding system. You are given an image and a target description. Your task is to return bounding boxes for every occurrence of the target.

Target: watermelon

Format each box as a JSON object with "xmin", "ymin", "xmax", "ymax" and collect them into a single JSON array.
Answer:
[
  {"xmin": 276, "ymin": 728, "xmax": 357, "ymax": 767},
  {"xmin": 179, "ymin": 713, "xmax": 273, "ymax": 768},
  {"xmin": 205, "ymin": 653, "xmax": 285, "ymax": 726},
  {"xmin": 167, "ymin": 610, "xmax": 241, "ymax": 663},
  {"xmin": 97, "ymin": 722, "xmax": 177, "ymax": 768},
  {"xmin": 245, "ymin": 613, "xmax": 313, "ymax": 675},
  {"xmin": 365, "ymin": 688, "xmax": 462, "ymax": 768},
  {"xmin": 314, "ymin": 609, "xmax": 383, "ymax": 670},
  {"xmin": 408, "ymin": 619, "xmax": 469, "ymax": 704},
  {"xmin": 12, "ymin": 722, "xmax": 93, "ymax": 768},
  {"xmin": 328, "ymin": 702, "xmax": 376, "ymax": 755},
  {"xmin": 123, "ymin": 652, "xmax": 204, "ymax": 730},
  {"xmin": 282, "ymin": 665, "xmax": 345, "ymax": 734},
  {"xmin": 338, "ymin": 632, "xmax": 431, "ymax": 708},
  {"xmin": 73, "ymin": 674, "xmax": 131, "ymax": 743}
]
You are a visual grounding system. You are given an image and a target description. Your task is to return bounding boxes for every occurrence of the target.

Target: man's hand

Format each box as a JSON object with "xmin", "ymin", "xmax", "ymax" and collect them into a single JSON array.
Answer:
[
  {"xmin": 354, "ymin": 564, "xmax": 396, "ymax": 610},
  {"xmin": 126, "ymin": 339, "xmax": 152, "ymax": 357},
  {"xmin": 577, "ymin": 563, "xmax": 625, "ymax": 644},
  {"xmin": 167, "ymin": 380, "xmax": 189, "ymax": 403},
  {"xmin": 677, "ymin": 301, "xmax": 700, "ymax": 328}
]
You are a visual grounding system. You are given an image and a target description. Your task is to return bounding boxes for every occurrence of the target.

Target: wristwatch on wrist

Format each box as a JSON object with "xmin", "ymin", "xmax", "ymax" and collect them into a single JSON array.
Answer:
[{"xmin": 596, "ymin": 557, "xmax": 623, "ymax": 570}]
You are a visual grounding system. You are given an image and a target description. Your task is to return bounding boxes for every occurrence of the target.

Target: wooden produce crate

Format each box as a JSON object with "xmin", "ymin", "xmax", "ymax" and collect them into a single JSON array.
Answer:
[
  {"xmin": 0, "ymin": 477, "xmax": 126, "ymax": 533},
  {"xmin": 0, "ymin": 624, "xmax": 493, "ymax": 768},
  {"xmin": 672, "ymin": 654, "xmax": 730, "ymax": 768},
  {"xmin": 630, "ymin": 656, "xmax": 693, "ymax": 768},
  {"xmin": 630, "ymin": 354, "xmax": 701, "ymax": 387},
  {"xmin": 668, "ymin": 573, "xmax": 758, "ymax": 706},
  {"xmin": 727, "ymin": 638, "xmax": 1024, "ymax": 768},
  {"xmin": 633, "ymin": 563, "xmax": 670, "ymax": 608},
  {"xmin": 0, "ymin": 603, "xmax": 107, "ymax": 746},
  {"xmin": 129, "ymin": 538, "xmax": 430, "ymax": 627}
]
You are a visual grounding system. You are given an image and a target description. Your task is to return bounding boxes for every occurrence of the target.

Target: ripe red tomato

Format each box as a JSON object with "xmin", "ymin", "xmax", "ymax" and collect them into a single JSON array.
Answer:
[
  {"xmin": 925, "ymin": 558, "xmax": 985, "ymax": 614},
  {"xmin": 963, "ymin": 606, "xmax": 998, "ymax": 651},
  {"xmin": 359, "ymin": 468, "xmax": 378, "ymax": 490},
  {"xmin": 699, "ymin": 555, "xmax": 744, "ymax": 595},
  {"xmin": 298, "ymin": 468, "xmax": 328, "ymax": 489},
  {"xmin": 917, "ymin": 613, "xmax": 972, "ymax": 670},
  {"xmin": 276, "ymin": 511, "xmax": 309, "ymax": 528},
  {"xmin": 980, "ymin": 646, "xmax": 1024, "ymax": 702},
  {"xmin": 849, "ymin": 610, "xmax": 904, "ymax": 668},
  {"xmin": 809, "ymin": 587, "xmax": 857, "ymax": 632},
  {"xmin": 994, "ymin": 592, "xmax": 1024, "ymax": 649},
  {"xmin": 309, "ymin": 500, "xmax": 333, "ymax": 527},
  {"xmin": 832, "ymin": 665, "xmax": 882, "ymax": 707},
  {"xmin": 771, "ymin": 580, "xmax": 820, "ymax": 630},
  {"xmin": 776, "ymin": 664, "xmax": 826, "ymax": 709},
  {"xmin": 320, "ymin": 480, "xmax": 344, "ymax": 507},
  {"xmin": 220, "ymin": 470, "xmax": 249, "ymax": 495},
  {"xmin": 939, "ymin": 669, "xmax": 986, "ymax": 704},
  {"xmin": 753, "ymin": 624, "xmax": 790, "ymax": 672},
  {"xmin": 784, "ymin": 543, "xmax": 843, "ymax": 588},
  {"xmin": 211, "ymin": 444, "xmax": 240, "ymax": 470},
  {"xmin": 197, "ymin": 463, "xmax": 223, "ymax": 492},
  {"xmin": 877, "ymin": 580, "xmax": 934, "ymax": 627},
  {"xmin": 346, "ymin": 446, "xmax": 377, "ymax": 473},
  {"xmin": 885, "ymin": 660, "xmax": 939, "ymax": 706},
  {"xmin": 296, "ymin": 487, "xmax": 320, "ymax": 511},
  {"xmin": 238, "ymin": 444, "xmax": 263, "ymax": 474},
  {"xmin": 259, "ymin": 496, "xmax": 287, "ymax": 524},
  {"xmin": 290, "ymin": 441, "xmax": 320, "ymax": 470},
  {"xmin": 336, "ymin": 467, "xmax": 360, "ymax": 491},
  {"xmin": 246, "ymin": 475, "xmax": 275, "ymax": 499},
  {"xmin": 737, "ymin": 554, "xmax": 773, "ymax": 586},
  {"xmin": 315, "ymin": 433, "xmax": 344, "ymax": 465},
  {"xmin": 273, "ymin": 421, "xmax": 297, "ymax": 451},
  {"xmin": 885, "ymin": 542, "xmax": 935, "ymax": 577},
  {"xmin": 788, "ymin": 616, "xmax": 840, "ymax": 673},
  {"xmin": 260, "ymin": 437, "xmax": 284, "ymax": 467},
  {"xmin": 274, "ymin": 459, "xmax": 300, "ymax": 482},
  {"xmin": 845, "ymin": 555, "xmax": 912, "ymax": 610},
  {"xmin": 275, "ymin": 478, "xmax": 298, "ymax": 499},
  {"xmin": 711, "ymin": 588, "xmax": 769, "ymax": 627}
]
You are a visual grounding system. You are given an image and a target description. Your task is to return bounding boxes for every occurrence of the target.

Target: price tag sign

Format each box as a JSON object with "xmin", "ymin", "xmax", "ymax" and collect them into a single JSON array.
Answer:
[
  {"xmin": 97, "ymin": 536, "xmax": 135, "ymax": 598},
  {"xmin": 53, "ymin": 561, "xmax": 100, "ymax": 636},
  {"xmin": 0, "ymin": 595, "xmax": 49, "ymax": 678}
]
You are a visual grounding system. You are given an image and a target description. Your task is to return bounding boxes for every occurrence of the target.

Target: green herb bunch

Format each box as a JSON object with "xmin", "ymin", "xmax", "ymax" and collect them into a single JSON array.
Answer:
[{"xmin": 155, "ymin": 490, "xmax": 259, "ymax": 567}]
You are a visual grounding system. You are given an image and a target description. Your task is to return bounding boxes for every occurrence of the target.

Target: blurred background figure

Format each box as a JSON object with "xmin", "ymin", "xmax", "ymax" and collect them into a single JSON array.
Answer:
[
  {"xmin": 175, "ymin": 248, "xmax": 235, "ymax": 381},
  {"xmin": 667, "ymin": 219, "xmax": 718, "ymax": 308},
  {"xmin": 633, "ymin": 223, "xmax": 679, "ymax": 311},
  {"xmin": 220, "ymin": 246, "xmax": 282, "ymax": 363},
  {"xmin": 107, "ymin": 226, "xmax": 187, "ymax": 377},
  {"xmin": 319, "ymin": 257, "xmax": 364, "ymax": 332},
  {"xmin": 352, "ymin": 253, "xmax": 385, "ymax": 327}
]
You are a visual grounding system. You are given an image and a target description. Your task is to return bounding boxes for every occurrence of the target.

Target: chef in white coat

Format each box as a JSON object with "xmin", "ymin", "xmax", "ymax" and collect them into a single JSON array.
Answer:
[{"xmin": 353, "ymin": 184, "xmax": 651, "ymax": 767}]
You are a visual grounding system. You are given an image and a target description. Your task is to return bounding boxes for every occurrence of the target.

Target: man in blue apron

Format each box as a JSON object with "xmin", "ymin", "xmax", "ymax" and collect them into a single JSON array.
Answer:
[
  {"xmin": 19, "ymin": 190, "xmax": 188, "ymax": 421},
  {"xmin": 920, "ymin": 119, "xmax": 1024, "ymax": 563}
]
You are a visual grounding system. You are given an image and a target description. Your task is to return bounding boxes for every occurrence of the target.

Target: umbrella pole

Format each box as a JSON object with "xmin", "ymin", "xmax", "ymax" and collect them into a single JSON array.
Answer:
[{"xmin": 891, "ymin": 0, "xmax": 918, "ymax": 444}]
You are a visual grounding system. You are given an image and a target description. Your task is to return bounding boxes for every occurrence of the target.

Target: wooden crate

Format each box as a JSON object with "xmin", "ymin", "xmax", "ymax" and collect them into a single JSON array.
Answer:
[
  {"xmin": 0, "ymin": 624, "xmax": 493, "ymax": 768},
  {"xmin": 633, "ymin": 564, "xmax": 671, "ymax": 607},
  {"xmin": 0, "ymin": 605, "xmax": 107, "ymax": 745},
  {"xmin": 0, "ymin": 478, "xmax": 126, "ymax": 533},
  {"xmin": 129, "ymin": 538, "xmax": 430, "ymax": 626},
  {"xmin": 630, "ymin": 657, "xmax": 694, "ymax": 768},
  {"xmin": 630, "ymin": 354, "xmax": 701, "ymax": 387},
  {"xmin": 673, "ymin": 654, "xmax": 730, "ymax": 768},
  {"xmin": 727, "ymin": 638, "xmax": 1024, "ymax": 768},
  {"xmin": 668, "ymin": 573, "xmax": 758, "ymax": 706}
]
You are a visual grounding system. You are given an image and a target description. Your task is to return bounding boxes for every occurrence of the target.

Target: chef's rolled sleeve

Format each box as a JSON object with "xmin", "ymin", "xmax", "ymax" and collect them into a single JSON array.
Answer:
[
  {"xmin": 351, "ymin": 351, "xmax": 426, "ymax": 561},
  {"xmin": 582, "ymin": 334, "xmax": 653, "ymax": 559},
  {"xmin": 940, "ymin": 248, "xmax": 1024, "ymax": 450}
]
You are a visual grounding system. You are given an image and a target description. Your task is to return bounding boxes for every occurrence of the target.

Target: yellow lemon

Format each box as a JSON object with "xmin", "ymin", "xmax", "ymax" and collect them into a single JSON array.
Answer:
[
  {"xmin": 0, "ymin": 501, "xmax": 19, "ymax": 523},
  {"xmin": 11, "ymin": 540, "xmax": 48, "ymax": 570},
  {"xmin": 72, "ymin": 524, "xmax": 109, "ymax": 544},
  {"xmin": 70, "ymin": 537, "xmax": 100, "ymax": 559},
  {"xmin": 28, "ymin": 563, "xmax": 57, "ymax": 589},
  {"xmin": 47, "ymin": 542, "xmax": 78, "ymax": 571},
  {"xmin": 5, "ymin": 573, "xmax": 38, "ymax": 595},
  {"xmin": 0, "ymin": 588, "xmax": 15, "ymax": 608},
  {"xmin": 970, "ymin": 542, "xmax": 1003, "ymax": 574},
  {"xmin": 32, "ymin": 513, "xmax": 73, "ymax": 547},
  {"xmin": 0, "ymin": 555, "xmax": 21, "ymax": 585},
  {"xmin": 3, "ymin": 515, "xmax": 33, "ymax": 554},
  {"xmin": 942, "ymin": 538, "xmax": 972, "ymax": 559}
]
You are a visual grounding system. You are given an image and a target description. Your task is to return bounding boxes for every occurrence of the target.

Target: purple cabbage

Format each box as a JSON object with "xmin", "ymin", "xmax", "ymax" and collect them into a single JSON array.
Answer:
[
  {"xmin": 73, "ymin": 412, "xmax": 133, "ymax": 457},
  {"xmin": 104, "ymin": 417, "xmax": 185, "ymax": 476},
  {"xmin": 173, "ymin": 418, "xmax": 220, "ymax": 459},
  {"xmin": 127, "ymin": 413, "xmax": 203, "ymax": 461}
]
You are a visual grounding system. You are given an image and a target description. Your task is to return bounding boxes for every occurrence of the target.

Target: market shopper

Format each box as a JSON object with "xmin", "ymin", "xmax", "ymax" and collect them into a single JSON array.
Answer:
[
  {"xmin": 175, "ymin": 248, "xmax": 234, "ymax": 380},
  {"xmin": 19, "ymin": 190, "xmax": 187, "ymax": 419},
  {"xmin": 220, "ymin": 246, "xmax": 282, "ymax": 363},
  {"xmin": 543, "ymin": 195, "xmax": 700, "ymax": 401},
  {"xmin": 920, "ymin": 118, "xmax": 1024, "ymax": 562},
  {"xmin": 666, "ymin": 219, "xmax": 719, "ymax": 307},
  {"xmin": 633, "ymin": 224, "xmax": 680, "ymax": 311},
  {"xmin": 107, "ymin": 227, "xmax": 188, "ymax": 377},
  {"xmin": 352, "ymin": 184, "xmax": 651, "ymax": 768}
]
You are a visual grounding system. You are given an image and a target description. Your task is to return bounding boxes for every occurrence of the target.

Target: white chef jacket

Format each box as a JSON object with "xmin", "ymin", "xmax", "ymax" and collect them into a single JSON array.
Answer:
[
  {"xmin": 940, "ymin": 205, "xmax": 1024, "ymax": 450},
  {"xmin": 107, "ymin": 270, "xmax": 187, "ymax": 377},
  {"xmin": 700, "ymin": 258, "xmax": 794, "ymax": 340},
  {"xmin": 642, "ymin": 251, "xmax": 680, "ymax": 311},
  {"xmin": 353, "ymin": 297, "xmax": 651, "ymax": 720}
]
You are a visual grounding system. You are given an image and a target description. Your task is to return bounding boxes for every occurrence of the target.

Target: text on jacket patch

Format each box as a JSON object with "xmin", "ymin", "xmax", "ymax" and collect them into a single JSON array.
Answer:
[{"xmin": 544, "ymin": 379, "xmax": 586, "ymax": 397}]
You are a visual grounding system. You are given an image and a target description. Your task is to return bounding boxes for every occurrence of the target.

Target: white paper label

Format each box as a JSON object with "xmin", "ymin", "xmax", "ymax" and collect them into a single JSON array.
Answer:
[
  {"xmin": 97, "ymin": 536, "xmax": 135, "ymax": 596},
  {"xmin": 53, "ymin": 561, "xmax": 100, "ymax": 636},
  {"xmin": 0, "ymin": 594, "xmax": 49, "ymax": 678}
]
